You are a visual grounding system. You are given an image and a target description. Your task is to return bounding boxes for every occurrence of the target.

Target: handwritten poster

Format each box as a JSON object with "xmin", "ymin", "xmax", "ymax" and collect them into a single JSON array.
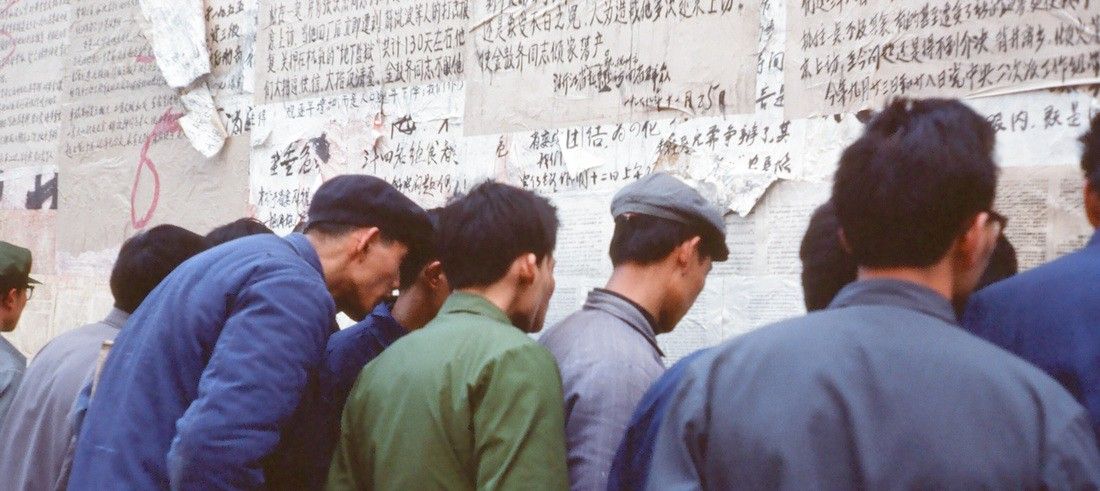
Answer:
[
  {"xmin": 786, "ymin": 0, "xmax": 1100, "ymax": 117},
  {"xmin": 464, "ymin": 0, "xmax": 762, "ymax": 133}
]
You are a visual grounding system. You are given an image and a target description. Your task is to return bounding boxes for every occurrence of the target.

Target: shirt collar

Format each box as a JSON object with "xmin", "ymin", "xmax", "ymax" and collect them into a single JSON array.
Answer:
[
  {"xmin": 586, "ymin": 288, "xmax": 665, "ymax": 357},
  {"xmin": 0, "ymin": 335, "xmax": 23, "ymax": 364},
  {"xmin": 438, "ymin": 291, "xmax": 513, "ymax": 327},
  {"xmin": 827, "ymin": 278, "xmax": 958, "ymax": 325},
  {"xmin": 103, "ymin": 308, "xmax": 130, "ymax": 330},
  {"xmin": 283, "ymin": 233, "xmax": 324, "ymax": 278},
  {"xmin": 369, "ymin": 301, "xmax": 408, "ymax": 341}
]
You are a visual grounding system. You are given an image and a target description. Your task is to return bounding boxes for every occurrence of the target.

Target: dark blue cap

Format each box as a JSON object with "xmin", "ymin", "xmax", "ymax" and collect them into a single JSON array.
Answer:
[{"xmin": 307, "ymin": 175, "xmax": 431, "ymax": 249}]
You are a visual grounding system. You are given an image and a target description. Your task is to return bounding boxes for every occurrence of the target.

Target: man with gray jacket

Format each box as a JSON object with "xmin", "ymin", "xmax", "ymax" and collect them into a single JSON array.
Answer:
[{"xmin": 538, "ymin": 172, "xmax": 728, "ymax": 490}]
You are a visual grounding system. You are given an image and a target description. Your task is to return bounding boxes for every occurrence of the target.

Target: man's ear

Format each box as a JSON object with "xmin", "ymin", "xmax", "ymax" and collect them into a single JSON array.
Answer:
[
  {"xmin": 956, "ymin": 212, "xmax": 993, "ymax": 269},
  {"xmin": 675, "ymin": 236, "xmax": 703, "ymax": 268},
  {"xmin": 423, "ymin": 260, "xmax": 445, "ymax": 287},
  {"xmin": 0, "ymin": 288, "xmax": 16, "ymax": 309},
  {"xmin": 353, "ymin": 227, "xmax": 381, "ymax": 256},
  {"xmin": 1085, "ymin": 181, "xmax": 1100, "ymax": 228},
  {"xmin": 513, "ymin": 253, "xmax": 538, "ymax": 284},
  {"xmin": 837, "ymin": 228, "xmax": 853, "ymax": 255}
]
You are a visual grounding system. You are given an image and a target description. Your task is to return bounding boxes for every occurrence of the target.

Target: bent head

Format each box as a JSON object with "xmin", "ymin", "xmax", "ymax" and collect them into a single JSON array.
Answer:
[
  {"xmin": 305, "ymin": 175, "xmax": 432, "ymax": 319},
  {"xmin": 438, "ymin": 181, "xmax": 559, "ymax": 333},
  {"xmin": 832, "ymin": 98, "xmax": 1001, "ymax": 304}
]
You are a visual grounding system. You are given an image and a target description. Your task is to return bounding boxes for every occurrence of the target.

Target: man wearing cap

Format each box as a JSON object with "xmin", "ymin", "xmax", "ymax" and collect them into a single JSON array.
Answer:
[
  {"xmin": 537, "ymin": 172, "xmax": 728, "ymax": 490},
  {"xmin": 67, "ymin": 175, "xmax": 432, "ymax": 490},
  {"xmin": 0, "ymin": 241, "xmax": 38, "ymax": 427},
  {"xmin": 0, "ymin": 225, "xmax": 205, "ymax": 491}
]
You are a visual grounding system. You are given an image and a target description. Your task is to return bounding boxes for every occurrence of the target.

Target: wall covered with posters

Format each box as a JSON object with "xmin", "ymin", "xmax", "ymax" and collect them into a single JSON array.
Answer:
[{"xmin": 1, "ymin": 0, "xmax": 1098, "ymax": 359}]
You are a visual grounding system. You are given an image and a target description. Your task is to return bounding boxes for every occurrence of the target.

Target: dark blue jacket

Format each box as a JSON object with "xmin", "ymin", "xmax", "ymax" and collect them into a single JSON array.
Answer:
[
  {"xmin": 608, "ymin": 348, "xmax": 713, "ymax": 491},
  {"xmin": 292, "ymin": 302, "xmax": 408, "ymax": 490},
  {"xmin": 963, "ymin": 231, "xmax": 1100, "ymax": 443},
  {"xmin": 67, "ymin": 234, "xmax": 336, "ymax": 490}
]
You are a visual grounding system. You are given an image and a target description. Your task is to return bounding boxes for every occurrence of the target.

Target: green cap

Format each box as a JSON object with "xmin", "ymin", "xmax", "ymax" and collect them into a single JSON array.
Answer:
[{"xmin": 0, "ymin": 241, "xmax": 39, "ymax": 286}]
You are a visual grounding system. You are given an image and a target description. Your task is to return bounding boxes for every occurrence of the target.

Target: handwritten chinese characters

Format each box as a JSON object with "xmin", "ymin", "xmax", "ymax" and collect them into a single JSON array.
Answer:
[
  {"xmin": 465, "ymin": 0, "xmax": 761, "ymax": 134},
  {"xmin": 786, "ymin": 0, "xmax": 1100, "ymax": 116}
]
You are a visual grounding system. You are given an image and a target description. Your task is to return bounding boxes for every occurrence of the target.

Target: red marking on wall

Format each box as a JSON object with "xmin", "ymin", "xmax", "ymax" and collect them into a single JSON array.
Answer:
[
  {"xmin": 135, "ymin": 53, "xmax": 155, "ymax": 63},
  {"xmin": 130, "ymin": 107, "xmax": 184, "ymax": 229},
  {"xmin": 1, "ymin": 0, "xmax": 19, "ymax": 15},
  {"xmin": 1, "ymin": 0, "xmax": 24, "ymax": 69},
  {"xmin": 0, "ymin": 30, "xmax": 14, "ymax": 69}
]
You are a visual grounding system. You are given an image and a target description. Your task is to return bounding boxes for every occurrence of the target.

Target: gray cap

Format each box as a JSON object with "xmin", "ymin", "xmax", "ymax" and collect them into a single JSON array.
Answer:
[{"xmin": 610, "ymin": 172, "xmax": 729, "ymax": 261}]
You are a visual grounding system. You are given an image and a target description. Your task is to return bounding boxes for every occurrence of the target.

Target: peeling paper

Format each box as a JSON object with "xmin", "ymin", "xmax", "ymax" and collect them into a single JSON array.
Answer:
[
  {"xmin": 136, "ymin": 0, "xmax": 211, "ymax": 88},
  {"xmin": 677, "ymin": 148, "xmax": 780, "ymax": 217},
  {"xmin": 179, "ymin": 83, "xmax": 228, "ymax": 158},
  {"xmin": 995, "ymin": 165, "xmax": 1093, "ymax": 270}
]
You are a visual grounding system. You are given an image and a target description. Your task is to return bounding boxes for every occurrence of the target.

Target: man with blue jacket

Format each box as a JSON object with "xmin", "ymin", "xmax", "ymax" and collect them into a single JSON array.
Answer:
[
  {"xmin": 67, "ymin": 175, "xmax": 432, "ymax": 490},
  {"xmin": 963, "ymin": 114, "xmax": 1100, "ymax": 442}
]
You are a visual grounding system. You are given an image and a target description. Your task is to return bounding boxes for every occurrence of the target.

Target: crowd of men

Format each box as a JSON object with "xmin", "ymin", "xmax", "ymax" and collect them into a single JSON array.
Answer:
[{"xmin": 0, "ymin": 97, "xmax": 1098, "ymax": 489}]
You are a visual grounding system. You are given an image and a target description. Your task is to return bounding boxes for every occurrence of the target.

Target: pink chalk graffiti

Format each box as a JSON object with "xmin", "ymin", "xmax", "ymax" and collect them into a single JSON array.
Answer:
[{"xmin": 130, "ymin": 107, "xmax": 183, "ymax": 229}]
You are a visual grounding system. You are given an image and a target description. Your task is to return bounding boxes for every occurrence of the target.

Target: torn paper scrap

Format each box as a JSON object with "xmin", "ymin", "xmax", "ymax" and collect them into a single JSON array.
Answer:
[
  {"xmin": 178, "ymin": 83, "xmax": 228, "ymax": 158},
  {"xmin": 136, "ymin": 0, "xmax": 211, "ymax": 88}
]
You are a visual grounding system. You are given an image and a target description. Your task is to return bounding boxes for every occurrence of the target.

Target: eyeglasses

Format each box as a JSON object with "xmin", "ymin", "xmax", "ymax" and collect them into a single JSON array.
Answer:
[
  {"xmin": 987, "ymin": 210, "xmax": 1008, "ymax": 231},
  {"xmin": 24, "ymin": 285, "xmax": 33, "ymax": 301}
]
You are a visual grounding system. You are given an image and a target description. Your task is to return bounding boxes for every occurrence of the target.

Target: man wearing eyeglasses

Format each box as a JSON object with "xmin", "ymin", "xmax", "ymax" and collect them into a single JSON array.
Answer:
[
  {"xmin": 0, "ymin": 241, "xmax": 39, "ymax": 427},
  {"xmin": 964, "ymin": 113, "xmax": 1100, "ymax": 445},
  {"xmin": 645, "ymin": 99, "xmax": 1100, "ymax": 489}
]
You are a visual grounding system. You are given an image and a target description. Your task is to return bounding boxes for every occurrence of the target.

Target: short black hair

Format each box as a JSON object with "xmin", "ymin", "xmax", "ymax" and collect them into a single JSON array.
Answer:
[
  {"xmin": 398, "ymin": 208, "xmax": 443, "ymax": 291},
  {"xmin": 609, "ymin": 214, "xmax": 725, "ymax": 266},
  {"xmin": 799, "ymin": 201, "xmax": 857, "ymax": 311},
  {"xmin": 439, "ymin": 181, "xmax": 558, "ymax": 289},
  {"xmin": 111, "ymin": 224, "xmax": 207, "ymax": 313},
  {"xmin": 1081, "ymin": 113, "xmax": 1100, "ymax": 189},
  {"xmin": 205, "ymin": 218, "xmax": 275, "ymax": 247},
  {"xmin": 977, "ymin": 233, "xmax": 1017, "ymax": 289},
  {"xmin": 833, "ymin": 98, "xmax": 998, "ymax": 268}
]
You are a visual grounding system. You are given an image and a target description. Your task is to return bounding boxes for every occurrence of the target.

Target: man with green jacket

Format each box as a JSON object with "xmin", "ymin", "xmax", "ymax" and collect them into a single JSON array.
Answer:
[{"xmin": 327, "ymin": 181, "xmax": 567, "ymax": 490}]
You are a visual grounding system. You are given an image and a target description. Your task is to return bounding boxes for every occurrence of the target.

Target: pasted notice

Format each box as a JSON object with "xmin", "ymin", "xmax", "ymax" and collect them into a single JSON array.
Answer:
[
  {"xmin": 0, "ymin": 0, "xmax": 69, "ymax": 209},
  {"xmin": 995, "ymin": 164, "xmax": 1092, "ymax": 270},
  {"xmin": 62, "ymin": 0, "xmax": 182, "ymax": 158},
  {"xmin": 251, "ymin": 82, "xmax": 479, "ymax": 232},
  {"xmin": 256, "ymin": 0, "xmax": 466, "ymax": 104},
  {"xmin": 59, "ymin": 0, "xmax": 249, "ymax": 254},
  {"xmin": 465, "ymin": 0, "xmax": 761, "ymax": 134},
  {"xmin": 786, "ymin": 0, "xmax": 1100, "ymax": 117},
  {"xmin": 207, "ymin": 0, "xmax": 259, "ymax": 137}
]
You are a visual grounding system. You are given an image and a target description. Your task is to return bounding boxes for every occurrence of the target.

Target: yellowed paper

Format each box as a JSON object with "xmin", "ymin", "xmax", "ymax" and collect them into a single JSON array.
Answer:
[{"xmin": 465, "ymin": 0, "xmax": 761, "ymax": 134}]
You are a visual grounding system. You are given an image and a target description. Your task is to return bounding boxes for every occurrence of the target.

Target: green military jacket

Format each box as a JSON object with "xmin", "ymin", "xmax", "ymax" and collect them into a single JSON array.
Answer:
[{"xmin": 327, "ymin": 292, "xmax": 569, "ymax": 490}]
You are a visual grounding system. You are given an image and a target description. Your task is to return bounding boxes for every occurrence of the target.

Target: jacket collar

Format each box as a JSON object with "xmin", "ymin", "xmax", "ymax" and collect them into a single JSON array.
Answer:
[
  {"xmin": 438, "ymin": 292, "xmax": 514, "ymax": 327},
  {"xmin": 103, "ymin": 308, "xmax": 130, "ymax": 330},
  {"xmin": 368, "ymin": 301, "xmax": 408, "ymax": 342},
  {"xmin": 283, "ymin": 233, "xmax": 325, "ymax": 278},
  {"xmin": 828, "ymin": 278, "xmax": 957, "ymax": 325},
  {"xmin": 585, "ymin": 288, "xmax": 665, "ymax": 357}
]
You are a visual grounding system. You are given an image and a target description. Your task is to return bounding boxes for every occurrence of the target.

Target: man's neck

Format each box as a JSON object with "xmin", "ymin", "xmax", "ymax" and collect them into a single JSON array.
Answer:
[
  {"xmin": 391, "ymin": 287, "xmax": 432, "ymax": 332},
  {"xmin": 858, "ymin": 265, "xmax": 953, "ymax": 301},
  {"xmin": 604, "ymin": 265, "xmax": 664, "ymax": 326},
  {"xmin": 458, "ymin": 283, "xmax": 521, "ymax": 326}
]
